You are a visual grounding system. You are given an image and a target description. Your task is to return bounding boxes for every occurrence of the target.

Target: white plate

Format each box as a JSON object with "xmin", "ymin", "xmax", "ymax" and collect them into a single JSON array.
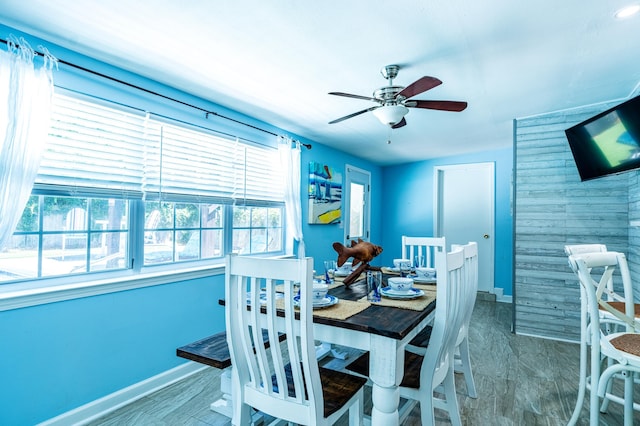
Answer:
[
  {"xmin": 381, "ymin": 287, "xmax": 425, "ymax": 300},
  {"xmin": 294, "ymin": 294, "xmax": 339, "ymax": 309},
  {"xmin": 246, "ymin": 292, "xmax": 283, "ymax": 305},
  {"xmin": 412, "ymin": 276, "xmax": 436, "ymax": 284}
]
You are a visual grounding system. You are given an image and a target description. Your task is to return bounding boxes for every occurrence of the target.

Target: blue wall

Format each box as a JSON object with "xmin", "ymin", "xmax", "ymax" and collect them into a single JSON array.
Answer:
[
  {"xmin": 0, "ymin": 24, "xmax": 383, "ymax": 425},
  {"xmin": 0, "ymin": 276, "xmax": 225, "ymax": 425},
  {"xmin": 379, "ymin": 147, "xmax": 514, "ymax": 296},
  {"xmin": 300, "ymin": 144, "xmax": 382, "ymax": 269},
  {"xmin": 0, "ymin": 23, "xmax": 509, "ymax": 425}
]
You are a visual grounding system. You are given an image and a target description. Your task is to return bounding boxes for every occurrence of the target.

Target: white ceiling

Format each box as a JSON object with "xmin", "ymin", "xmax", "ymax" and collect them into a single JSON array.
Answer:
[{"xmin": 2, "ymin": 0, "xmax": 640, "ymax": 165}]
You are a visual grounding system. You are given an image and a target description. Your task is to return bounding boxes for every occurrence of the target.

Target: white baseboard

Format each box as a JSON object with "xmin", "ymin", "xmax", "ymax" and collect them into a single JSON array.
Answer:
[
  {"xmin": 38, "ymin": 362, "xmax": 206, "ymax": 426},
  {"xmin": 492, "ymin": 287, "xmax": 513, "ymax": 304}
]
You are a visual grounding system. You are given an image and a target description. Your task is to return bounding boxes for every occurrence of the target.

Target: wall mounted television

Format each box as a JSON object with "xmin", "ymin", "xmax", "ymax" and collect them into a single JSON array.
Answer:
[{"xmin": 565, "ymin": 94, "xmax": 640, "ymax": 181}]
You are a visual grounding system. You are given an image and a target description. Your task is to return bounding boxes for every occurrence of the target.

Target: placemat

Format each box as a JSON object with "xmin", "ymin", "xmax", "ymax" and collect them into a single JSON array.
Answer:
[
  {"xmin": 414, "ymin": 283, "xmax": 437, "ymax": 292},
  {"xmin": 360, "ymin": 286, "xmax": 436, "ymax": 311},
  {"xmin": 380, "ymin": 267, "xmax": 401, "ymax": 275},
  {"xmin": 313, "ymin": 276, "xmax": 348, "ymax": 290},
  {"xmin": 275, "ymin": 298, "xmax": 371, "ymax": 320},
  {"xmin": 276, "ymin": 279, "xmax": 344, "ymax": 293},
  {"xmin": 332, "ymin": 272, "xmax": 365, "ymax": 285}
]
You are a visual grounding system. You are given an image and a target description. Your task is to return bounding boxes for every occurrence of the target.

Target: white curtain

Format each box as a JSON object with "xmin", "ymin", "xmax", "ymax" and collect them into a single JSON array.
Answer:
[
  {"xmin": 278, "ymin": 136, "xmax": 305, "ymax": 258},
  {"xmin": 0, "ymin": 36, "xmax": 55, "ymax": 250}
]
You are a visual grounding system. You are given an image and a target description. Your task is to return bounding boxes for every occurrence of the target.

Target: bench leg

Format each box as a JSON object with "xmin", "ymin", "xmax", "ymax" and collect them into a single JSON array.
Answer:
[
  {"xmin": 209, "ymin": 368, "xmax": 233, "ymax": 417},
  {"xmin": 210, "ymin": 368, "xmax": 265, "ymax": 424}
]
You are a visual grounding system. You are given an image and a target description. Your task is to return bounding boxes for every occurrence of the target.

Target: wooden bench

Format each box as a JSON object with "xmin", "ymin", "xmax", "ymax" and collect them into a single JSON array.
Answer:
[
  {"xmin": 176, "ymin": 331, "xmax": 233, "ymax": 369},
  {"xmin": 176, "ymin": 329, "xmax": 288, "ymax": 419},
  {"xmin": 176, "ymin": 330, "xmax": 287, "ymax": 369}
]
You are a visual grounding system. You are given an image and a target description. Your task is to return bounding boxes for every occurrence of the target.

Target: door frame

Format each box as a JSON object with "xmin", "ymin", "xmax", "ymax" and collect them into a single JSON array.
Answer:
[
  {"xmin": 434, "ymin": 162, "xmax": 495, "ymax": 293},
  {"xmin": 343, "ymin": 164, "xmax": 371, "ymax": 245}
]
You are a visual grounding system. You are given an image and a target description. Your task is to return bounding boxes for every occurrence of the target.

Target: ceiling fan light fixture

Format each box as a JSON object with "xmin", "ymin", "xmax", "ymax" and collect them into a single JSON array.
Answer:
[{"xmin": 372, "ymin": 105, "xmax": 409, "ymax": 126}]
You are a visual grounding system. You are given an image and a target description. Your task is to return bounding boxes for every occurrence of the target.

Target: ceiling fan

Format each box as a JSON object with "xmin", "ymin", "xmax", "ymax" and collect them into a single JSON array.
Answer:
[{"xmin": 328, "ymin": 64, "xmax": 467, "ymax": 129}]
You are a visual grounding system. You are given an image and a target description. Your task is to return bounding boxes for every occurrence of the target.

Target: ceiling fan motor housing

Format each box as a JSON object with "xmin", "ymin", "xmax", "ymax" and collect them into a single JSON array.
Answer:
[{"xmin": 374, "ymin": 86, "xmax": 404, "ymax": 104}]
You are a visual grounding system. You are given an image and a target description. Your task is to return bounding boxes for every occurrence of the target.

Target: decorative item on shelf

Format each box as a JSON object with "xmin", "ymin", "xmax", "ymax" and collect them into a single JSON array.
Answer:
[{"xmin": 332, "ymin": 238, "xmax": 384, "ymax": 287}]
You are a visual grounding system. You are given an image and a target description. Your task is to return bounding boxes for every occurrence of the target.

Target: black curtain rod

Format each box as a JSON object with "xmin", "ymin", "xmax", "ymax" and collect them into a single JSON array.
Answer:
[{"xmin": 0, "ymin": 37, "xmax": 312, "ymax": 150}]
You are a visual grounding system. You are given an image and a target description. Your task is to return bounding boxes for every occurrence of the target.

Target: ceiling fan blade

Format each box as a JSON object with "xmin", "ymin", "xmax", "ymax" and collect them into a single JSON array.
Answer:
[
  {"xmin": 328, "ymin": 92, "xmax": 377, "ymax": 102},
  {"xmin": 396, "ymin": 76, "xmax": 442, "ymax": 100},
  {"xmin": 391, "ymin": 117, "xmax": 407, "ymax": 129},
  {"xmin": 409, "ymin": 100, "xmax": 468, "ymax": 112},
  {"xmin": 329, "ymin": 106, "xmax": 380, "ymax": 124}
]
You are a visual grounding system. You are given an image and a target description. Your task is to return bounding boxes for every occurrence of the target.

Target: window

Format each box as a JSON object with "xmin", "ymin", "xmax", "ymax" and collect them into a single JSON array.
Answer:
[
  {"xmin": 0, "ymin": 196, "xmax": 129, "ymax": 282},
  {"xmin": 232, "ymin": 206, "xmax": 283, "ymax": 254},
  {"xmin": 1, "ymin": 91, "xmax": 286, "ymax": 285},
  {"xmin": 143, "ymin": 201, "xmax": 224, "ymax": 265}
]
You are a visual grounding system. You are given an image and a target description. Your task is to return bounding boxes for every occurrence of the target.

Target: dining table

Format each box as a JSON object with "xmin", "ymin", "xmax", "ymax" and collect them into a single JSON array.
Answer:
[{"xmin": 218, "ymin": 269, "xmax": 436, "ymax": 426}]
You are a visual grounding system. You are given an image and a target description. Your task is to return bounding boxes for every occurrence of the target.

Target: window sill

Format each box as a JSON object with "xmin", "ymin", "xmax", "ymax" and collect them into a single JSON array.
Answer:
[{"xmin": 0, "ymin": 263, "xmax": 225, "ymax": 312}]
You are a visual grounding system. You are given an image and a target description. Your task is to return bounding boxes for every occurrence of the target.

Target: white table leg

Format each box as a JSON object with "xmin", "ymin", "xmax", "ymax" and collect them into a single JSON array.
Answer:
[{"xmin": 368, "ymin": 335, "xmax": 404, "ymax": 426}]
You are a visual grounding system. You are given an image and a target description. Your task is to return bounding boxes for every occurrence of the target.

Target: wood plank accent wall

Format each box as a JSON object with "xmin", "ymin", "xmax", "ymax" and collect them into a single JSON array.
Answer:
[{"xmin": 514, "ymin": 101, "xmax": 632, "ymax": 341}]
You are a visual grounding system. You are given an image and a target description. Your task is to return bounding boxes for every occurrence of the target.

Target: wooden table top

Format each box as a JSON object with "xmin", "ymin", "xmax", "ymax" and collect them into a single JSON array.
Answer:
[
  {"xmin": 319, "ymin": 275, "xmax": 435, "ymax": 340},
  {"xmin": 219, "ymin": 274, "xmax": 435, "ymax": 342}
]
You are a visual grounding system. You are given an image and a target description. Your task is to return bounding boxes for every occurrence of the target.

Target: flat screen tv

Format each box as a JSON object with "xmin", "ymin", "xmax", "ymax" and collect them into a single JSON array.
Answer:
[{"xmin": 565, "ymin": 94, "xmax": 640, "ymax": 181}]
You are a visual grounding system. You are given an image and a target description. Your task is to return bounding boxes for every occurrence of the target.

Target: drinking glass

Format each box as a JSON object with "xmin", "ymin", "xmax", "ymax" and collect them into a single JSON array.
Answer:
[
  {"xmin": 323, "ymin": 260, "xmax": 336, "ymax": 283},
  {"xmin": 414, "ymin": 255, "xmax": 425, "ymax": 268},
  {"xmin": 399, "ymin": 261, "xmax": 411, "ymax": 277},
  {"xmin": 366, "ymin": 270, "xmax": 382, "ymax": 302}
]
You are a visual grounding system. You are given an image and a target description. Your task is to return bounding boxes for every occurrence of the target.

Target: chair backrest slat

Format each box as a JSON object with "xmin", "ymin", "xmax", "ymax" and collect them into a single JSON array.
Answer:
[{"xmin": 453, "ymin": 242, "xmax": 479, "ymax": 329}]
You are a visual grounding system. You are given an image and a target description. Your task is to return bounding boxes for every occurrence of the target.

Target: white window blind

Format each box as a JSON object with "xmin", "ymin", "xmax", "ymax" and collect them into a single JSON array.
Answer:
[
  {"xmin": 37, "ymin": 93, "xmax": 146, "ymax": 197},
  {"xmin": 35, "ymin": 93, "xmax": 284, "ymax": 204}
]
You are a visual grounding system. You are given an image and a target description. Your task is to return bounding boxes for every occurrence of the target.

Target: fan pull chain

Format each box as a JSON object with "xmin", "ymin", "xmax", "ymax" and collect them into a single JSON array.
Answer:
[{"xmin": 387, "ymin": 126, "xmax": 392, "ymax": 144}]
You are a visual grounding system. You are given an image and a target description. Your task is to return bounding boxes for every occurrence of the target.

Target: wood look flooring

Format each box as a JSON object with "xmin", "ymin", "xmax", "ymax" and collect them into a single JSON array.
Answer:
[{"xmin": 86, "ymin": 298, "xmax": 640, "ymax": 425}]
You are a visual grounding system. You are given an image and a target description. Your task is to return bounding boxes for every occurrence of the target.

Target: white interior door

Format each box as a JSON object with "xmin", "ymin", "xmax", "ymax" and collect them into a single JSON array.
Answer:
[
  {"xmin": 343, "ymin": 165, "xmax": 370, "ymax": 245},
  {"xmin": 435, "ymin": 163, "xmax": 495, "ymax": 293}
]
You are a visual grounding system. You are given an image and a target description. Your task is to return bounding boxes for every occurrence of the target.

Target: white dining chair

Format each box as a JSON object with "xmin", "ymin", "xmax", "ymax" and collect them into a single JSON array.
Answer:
[
  {"xmin": 225, "ymin": 254, "xmax": 366, "ymax": 426},
  {"xmin": 564, "ymin": 244, "xmax": 640, "ymax": 424},
  {"xmin": 401, "ymin": 235, "xmax": 444, "ymax": 268},
  {"xmin": 401, "ymin": 246, "xmax": 468, "ymax": 425},
  {"xmin": 346, "ymin": 246, "xmax": 468, "ymax": 425},
  {"xmin": 451, "ymin": 241, "xmax": 478, "ymax": 398},
  {"xmin": 404, "ymin": 239, "xmax": 479, "ymax": 399},
  {"xmin": 568, "ymin": 251, "xmax": 640, "ymax": 426}
]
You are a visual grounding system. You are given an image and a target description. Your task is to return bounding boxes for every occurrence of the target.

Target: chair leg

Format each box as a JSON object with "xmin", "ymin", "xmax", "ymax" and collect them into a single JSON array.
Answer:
[
  {"xmin": 419, "ymin": 387, "xmax": 436, "ymax": 426},
  {"xmin": 348, "ymin": 391, "xmax": 364, "ymax": 426},
  {"xmin": 442, "ymin": 367, "xmax": 462, "ymax": 426},
  {"xmin": 599, "ymin": 356, "xmax": 614, "ymax": 413},
  {"xmin": 624, "ymin": 371, "xmax": 634, "ymax": 426},
  {"xmin": 567, "ymin": 304, "xmax": 589, "ymax": 426},
  {"xmin": 456, "ymin": 337, "xmax": 477, "ymax": 398},
  {"xmin": 589, "ymin": 339, "xmax": 601, "ymax": 426}
]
